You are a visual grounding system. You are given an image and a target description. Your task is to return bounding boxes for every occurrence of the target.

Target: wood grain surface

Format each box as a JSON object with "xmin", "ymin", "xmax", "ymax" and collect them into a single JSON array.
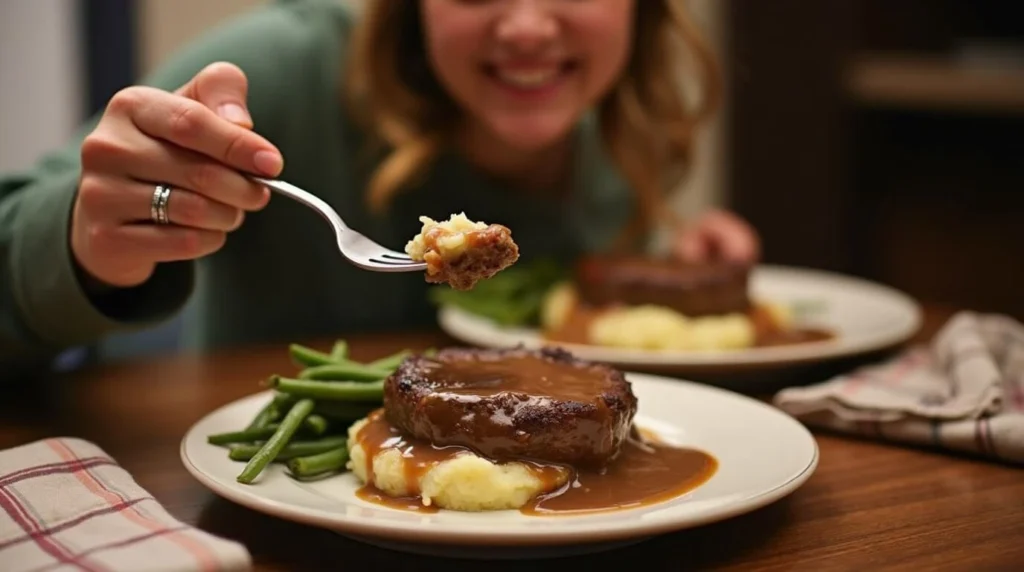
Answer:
[{"xmin": 2, "ymin": 305, "xmax": 1021, "ymax": 571}]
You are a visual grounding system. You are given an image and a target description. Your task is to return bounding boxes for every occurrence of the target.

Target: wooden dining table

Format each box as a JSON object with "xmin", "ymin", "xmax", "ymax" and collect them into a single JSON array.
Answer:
[{"xmin": 2, "ymin": 303, "xmax": 1022, "ymax": 570}]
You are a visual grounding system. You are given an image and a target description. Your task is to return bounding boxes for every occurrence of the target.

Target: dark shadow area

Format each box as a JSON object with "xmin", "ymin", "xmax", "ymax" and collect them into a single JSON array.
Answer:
[
  {"xmin": 0, "ymin": 371, "xmax": 63, "ymax": 422},
  {"xmin": 0, "ymin": 371, "xmax": 68, "ymax": 449}
]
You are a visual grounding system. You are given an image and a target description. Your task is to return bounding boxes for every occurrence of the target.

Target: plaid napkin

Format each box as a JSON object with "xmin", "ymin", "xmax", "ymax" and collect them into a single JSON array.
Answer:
[
  {"xmin": 774, "ymin": 311, "xmax": 1024, "ymax": 465},
  {"xmin": 0, "ymin": 437, "xmax": 251, "ymax": 572}
]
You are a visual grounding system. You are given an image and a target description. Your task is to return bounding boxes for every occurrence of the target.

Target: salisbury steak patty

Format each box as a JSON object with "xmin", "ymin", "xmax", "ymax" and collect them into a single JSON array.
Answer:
[
  {"xmin": 574, "ymin": 254, "xmax": 751, "ymax": 317},
  {"xmin": 383, "ymin": 346, "xmax": 637, "ymax": 468}
]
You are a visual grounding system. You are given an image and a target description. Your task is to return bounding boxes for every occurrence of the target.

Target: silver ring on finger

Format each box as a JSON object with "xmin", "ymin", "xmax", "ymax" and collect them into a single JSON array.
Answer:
[{"xmin": 151, "ymin": 184, "xmax": 172, "ymax": 225}]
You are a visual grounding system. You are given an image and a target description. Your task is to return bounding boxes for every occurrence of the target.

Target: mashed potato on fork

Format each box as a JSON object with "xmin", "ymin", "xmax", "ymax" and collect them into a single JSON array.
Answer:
[
  {"xmin": 405, "ymin": 213, "xmax": 485, "ymax": 261},
  {"xmin": 405, "ymin": 213, "xmax": 519, "ymax": 291}
]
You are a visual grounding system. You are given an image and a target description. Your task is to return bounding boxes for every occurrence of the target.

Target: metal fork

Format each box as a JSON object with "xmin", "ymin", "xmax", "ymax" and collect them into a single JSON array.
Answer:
[{"xmin": 254, "ymin": 178, "xmax": 427, "ymax": 272}]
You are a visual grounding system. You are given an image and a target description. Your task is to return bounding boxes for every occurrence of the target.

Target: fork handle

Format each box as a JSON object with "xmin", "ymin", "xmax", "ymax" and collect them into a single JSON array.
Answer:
[{"xmin": 253, "ymin": 178, "xmax": 349, "ymax": 233}]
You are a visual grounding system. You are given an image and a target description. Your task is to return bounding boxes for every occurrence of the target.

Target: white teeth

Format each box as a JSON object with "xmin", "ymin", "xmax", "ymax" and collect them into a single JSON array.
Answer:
[{"xmin": 497, "ymin": 68, "xmax": 559, "ymax": 88}]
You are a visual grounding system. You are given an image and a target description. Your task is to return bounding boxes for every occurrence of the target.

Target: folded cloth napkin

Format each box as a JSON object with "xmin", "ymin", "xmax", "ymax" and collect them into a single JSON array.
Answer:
[
  {"xmin": 774, "ymin": 311, "xmax": 1024, "ymax": 465},
  {"xmin": 0, "ymin": 437, "xmax": 251, "ymax": 572}
]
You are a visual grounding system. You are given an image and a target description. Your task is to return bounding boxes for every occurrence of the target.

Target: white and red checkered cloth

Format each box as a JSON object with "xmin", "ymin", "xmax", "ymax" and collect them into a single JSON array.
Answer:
[
  {"xmin": 775, "ymin": 311, "xmax": 1024, "ymax": 465},
  {"xmin": 0, "ymin": 437, "xmax": 250, "ymax": 571}
]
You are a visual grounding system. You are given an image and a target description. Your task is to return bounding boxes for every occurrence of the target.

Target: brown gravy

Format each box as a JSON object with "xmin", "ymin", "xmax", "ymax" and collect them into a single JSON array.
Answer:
[
  {"xmin": 415, "ymin": 353, "xmax": 621, "ymax": 400},
  {"xmin": 352, "ymin": 409, "xmax": 717, "ymax": 516},
  {"xmin": 545, "ymin": 301, "xmax": 833, "ymax": 349},
  {"xmin": 746, "ymin": 304, "xmax": 832, "ymax": 346},
  {"xmin": 385, "ymin": 349, "xmax": 637, "ymax": 468},
  {"xmin": 522, "ymin": 437, "xmax": 717, "ymax": 515}
]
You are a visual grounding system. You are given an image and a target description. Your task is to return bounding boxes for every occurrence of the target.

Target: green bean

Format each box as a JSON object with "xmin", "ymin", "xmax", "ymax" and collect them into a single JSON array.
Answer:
[
  {"xmin": 287, "ymin": 447, "xmax": 350, "ymax": 478},
  {"xmin": 304, "ymin": 414, "xmax": 329, "ymax": 435},
  {"xmin": 268, "ymin": 376, "xmax": 385, "ymax": 402},
  {"xmin": 297, "ymin": 362, "xmax": 391, "ymax": 382},
  {"xmin": 244, "ymin": 391, "xmax": 299, "ymax": 430},
  {"xmin": 289, "ymin": 344, "xmax": 338, "ymax": 368},
  {"xmin": 330, "ymin": 340, "xmax": 349, "ymax": 360},
  {"xmin": 236, "ymin": 398, "xmax": 314, "ymax": 483},
  {"xmin": 244, "ymin": 401, "xmax": 278, "ymax": 431},
  {"xmin": 229, "ymin": 436, "xmax": 348, "ymax": 462},
  {"xmin": 273, "ymin": 391, "xmax": 298, "ymax": 405},
  {"xmin": 313, "ymin": 401, "xmax": 379, "ymax": 421},
  {"xmin": 209, "ymin": 413, "xmax": 328, "ymax": 446},
  {"xmin": 366, "ymin": 349, "xmax": 412, "ymax": 371},
  {"xmin": 209, "ymin": 425, "xmax": 278, "ymax": 445}
]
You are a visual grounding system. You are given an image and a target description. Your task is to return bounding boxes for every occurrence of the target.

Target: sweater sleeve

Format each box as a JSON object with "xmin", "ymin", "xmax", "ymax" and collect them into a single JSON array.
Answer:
[{"xmin": 0, "ymin": 0, "xmax": 354, "ymax": 371}]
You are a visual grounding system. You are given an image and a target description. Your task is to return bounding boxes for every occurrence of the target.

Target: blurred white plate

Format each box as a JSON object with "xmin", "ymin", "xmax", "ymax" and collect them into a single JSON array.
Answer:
[
  {"xmin": 181, "ymin": 374, "xmax": 818, "ymax": 559},
  {"xmin": 437, "ymin": 265, "xmax": 922, "ymax": 372}
]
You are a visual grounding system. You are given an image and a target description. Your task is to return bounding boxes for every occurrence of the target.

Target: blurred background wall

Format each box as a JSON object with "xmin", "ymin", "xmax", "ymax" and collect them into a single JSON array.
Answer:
[
  {"xmin": 138, "ymin": 0, "xmax": 266, "ymax": 74},
  {"xmin": 0, "ymin": 1, "xmax": 83, "ymax": 173},
  {"xmin": 726, "ymin": 0, "xmax": 1023, "ymax": 318}
]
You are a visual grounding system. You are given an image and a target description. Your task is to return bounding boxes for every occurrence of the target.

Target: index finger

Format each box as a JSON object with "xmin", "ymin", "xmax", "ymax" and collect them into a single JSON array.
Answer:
[{"xmin": 130, "ymin": 87, "xmax": 282, "ymax": 177}]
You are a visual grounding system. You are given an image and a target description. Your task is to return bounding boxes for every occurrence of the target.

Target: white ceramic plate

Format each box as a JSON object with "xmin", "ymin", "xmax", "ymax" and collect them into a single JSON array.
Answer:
[
  {"xmin": 437, "ymin": 264, "xmax": 923, "ymax": 371},
  {"xmin": 181, "ymin": 373, "xmax": 819, "ymax": 558}
]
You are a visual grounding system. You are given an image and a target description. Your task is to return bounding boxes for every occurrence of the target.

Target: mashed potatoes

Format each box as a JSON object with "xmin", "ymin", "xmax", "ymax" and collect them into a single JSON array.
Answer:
[
  {"xmin": 541, "ymin": 283, "xmax": 794, "ymax": 352},
  {"xmin": 346, "ymin": 418, "xmax": 570, "ymax": 512},
  {"xmin": 405, "ymin": 213, "xmax": 486, "ymax": 262},
  {"xmin": 589, "ymin": 306, "xmax": 755, "ymax": 351},
  {"xmin": 540, "ymin": 281, "xmax": 577, "ymax": 332}
]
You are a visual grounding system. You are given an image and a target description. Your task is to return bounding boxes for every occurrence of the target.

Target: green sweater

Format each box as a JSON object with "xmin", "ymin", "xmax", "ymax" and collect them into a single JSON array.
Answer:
[{"xmin": 0, "ymin": 0, "xmax": 634, "ymax": 369}]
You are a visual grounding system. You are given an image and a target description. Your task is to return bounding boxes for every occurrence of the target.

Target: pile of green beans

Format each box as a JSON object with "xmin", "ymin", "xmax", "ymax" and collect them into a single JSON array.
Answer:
[{"xmin": 206, "ymin": 340, "xmax": 419, "ymax": 484}]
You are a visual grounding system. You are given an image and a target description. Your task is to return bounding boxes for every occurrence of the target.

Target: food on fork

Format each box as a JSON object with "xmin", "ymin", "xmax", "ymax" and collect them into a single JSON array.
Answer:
[{"xmin": 405, "ymin": 213, "xmax": 519, "ymax": 291}]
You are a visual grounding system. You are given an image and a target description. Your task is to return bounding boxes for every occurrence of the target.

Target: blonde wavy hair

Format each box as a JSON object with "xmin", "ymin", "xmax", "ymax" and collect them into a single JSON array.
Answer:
[{"xmin": 344, "ymin": 1, "xmax": 722, "ymax": 245}]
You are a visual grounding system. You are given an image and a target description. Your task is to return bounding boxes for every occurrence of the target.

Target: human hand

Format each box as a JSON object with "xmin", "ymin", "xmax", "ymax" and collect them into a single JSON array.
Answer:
[
  {"xmin": 673, "ymin": 209, "xmax": 761, "ymax": 265},
  {"xmin": 71, "ymin": 62, "xmax": 283, "ymax": 288}
]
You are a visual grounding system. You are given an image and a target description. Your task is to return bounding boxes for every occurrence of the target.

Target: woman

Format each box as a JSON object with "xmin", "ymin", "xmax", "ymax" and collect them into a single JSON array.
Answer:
[{"xmin": 0, "ymin": 0, "xmax": 758, "ymax": 368}]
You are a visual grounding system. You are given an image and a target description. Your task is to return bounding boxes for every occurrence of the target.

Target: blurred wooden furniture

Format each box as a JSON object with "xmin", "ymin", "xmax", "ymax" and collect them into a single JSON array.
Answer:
[
  {"xmin": 2, "ymin": 304, "xmax": 1022, "ymax": 570},
  {"xmin": 725, "ymin": 0, "xmax": 1024, "ymax": 320}
]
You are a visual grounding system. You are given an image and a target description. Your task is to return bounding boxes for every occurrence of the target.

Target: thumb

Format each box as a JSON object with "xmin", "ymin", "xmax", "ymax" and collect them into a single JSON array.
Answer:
[{"xmin": 176, "ymin": 62, "xmax": 253, "ymax": 128}]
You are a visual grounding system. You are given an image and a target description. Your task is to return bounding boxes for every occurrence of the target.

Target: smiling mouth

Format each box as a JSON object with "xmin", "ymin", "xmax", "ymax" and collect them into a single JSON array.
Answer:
[{"xmin": 484, "ymin": 61, "xmax": 578, "ymax": 91}]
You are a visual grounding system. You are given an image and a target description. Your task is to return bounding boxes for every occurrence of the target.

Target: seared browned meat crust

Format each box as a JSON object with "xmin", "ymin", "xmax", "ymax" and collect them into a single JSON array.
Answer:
[
  {"xmin": 383, "ymin": 346, "xmax": 638, "ymax": 468},
  {"xmin": 423, "ymin": 224, "xmax": 519, "ymax": 291},
  {"xmin": 574, "ymin": 254, "xmax": 751, "ymax": 316}
]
